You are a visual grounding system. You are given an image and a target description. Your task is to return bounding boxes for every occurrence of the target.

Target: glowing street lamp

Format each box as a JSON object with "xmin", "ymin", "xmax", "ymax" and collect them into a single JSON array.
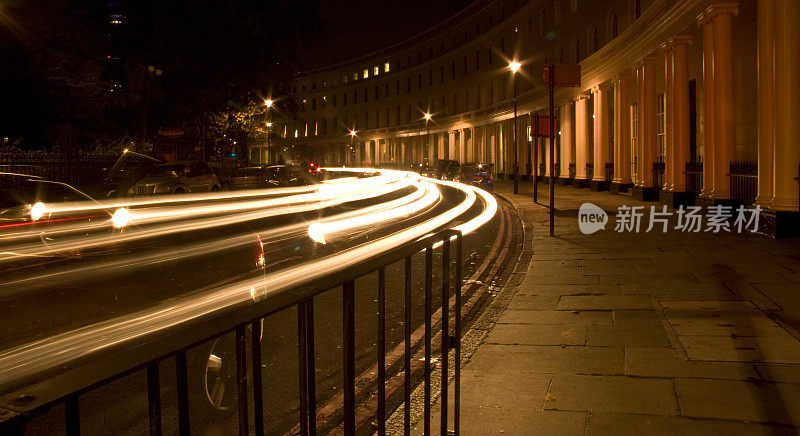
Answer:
[
  {"xmin": 265, "ymin": 99, "xmax": 274, "ymax": 163},
  {"xmin": 349, "ymin": 129, "xmax": 357, "ymax": 165},
  {"xmin": 509, "ymin": 60, "xmax": 521, "ymax": 194},
  {"xmin": 424, "ymin": 113, "xmax": 432, "ymax": 165}
]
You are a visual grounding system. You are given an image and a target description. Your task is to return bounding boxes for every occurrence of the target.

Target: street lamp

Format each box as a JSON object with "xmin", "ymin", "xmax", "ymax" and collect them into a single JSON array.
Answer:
[
  {"xmin": 509, "ymin": 60, "xmax": 521, "ymax": 194},
  {"xmin": 349, "ymin": 129, "xmax": 357, "ymax": 165},
  {"xmin": 264, "ymin": 99, "xmax": 273, "ymax": 164},
  {"xmin": 424, "ymin": 112, "xmax": 432, "ymax": 165}
]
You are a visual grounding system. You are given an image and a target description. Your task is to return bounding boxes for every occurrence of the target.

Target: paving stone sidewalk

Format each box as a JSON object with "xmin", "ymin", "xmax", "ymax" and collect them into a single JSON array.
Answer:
[{"xmin": 418, "ymin": 180, "xmax": 800, "ymax": 435}]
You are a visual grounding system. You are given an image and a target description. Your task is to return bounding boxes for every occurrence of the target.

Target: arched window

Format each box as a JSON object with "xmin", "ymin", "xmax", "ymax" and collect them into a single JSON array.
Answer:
[{"xmin": 611, "ymin": 11, "xmax": 618, "ymax": 38}]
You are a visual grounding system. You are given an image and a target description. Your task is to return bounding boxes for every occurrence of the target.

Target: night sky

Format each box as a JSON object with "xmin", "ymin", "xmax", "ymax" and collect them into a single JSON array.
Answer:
[{"xmin": 305, "ymin": 0, "xmax": 476, "ymax": 70}]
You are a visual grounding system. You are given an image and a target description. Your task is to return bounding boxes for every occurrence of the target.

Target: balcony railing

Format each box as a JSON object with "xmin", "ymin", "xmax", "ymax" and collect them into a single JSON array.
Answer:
[
  {"xmin": 686, "ymin": 160, "xmax": 703, "ymax": 194},
  {"xmin": 653, "ymin": 156, "xmax": 666, "ymax": 191}
]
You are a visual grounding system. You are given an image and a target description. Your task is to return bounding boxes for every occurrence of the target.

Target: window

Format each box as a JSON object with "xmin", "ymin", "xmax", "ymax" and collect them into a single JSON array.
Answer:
[
  {"xmin": 384, "ymin": 62, "xmax": 390, "ymax": 72},
  {"xmin": 385, "ymin": 108, "xmax": 390, "ymax": 127},
  {"xmin": 353, "ymin": 72, "xmax": 358, "ymax": 81},
  {"xmin": 363, "ymin": 88, "xmax": 368, "ymax": 102},
  {"xmin": 475, "ymin": 50, "xmax": 480, "ymax": 70},
  {"xmin": 312, "ymin": 82, "xmax": 317, "ymax": 90},
  {"xmin": 312, "ymin": 98, "xmax": 316, "ymax": 111},
  {"xmin": 451, "ymin": 60, "xmax": 456, "ymax": 79},
  {"xmin": 610, "ymin": 12, "xmax": 618, "ymax": 38},
  {"xmin": 396, "ymin": 80, "xmax": 400, "ymax": 95},
  {"xmin": 333, "ymin": 94, "xmax": 337, "ymax": 107},
  {"xmin": 374, "ymin": 66, "xmax": 379, "ymax": 76},
  {"xmin": 396, "ymin": 107, "xmax": 401, "ymax": 125},
  {"xmin": 343, "ymin": 74, "xmax": 348, "ymax": 84},
  {"xmin": 363, "ymin": 69, "xmax": 369, "ymax": 79},
  {"xmin": 463, "ymin": 55, "xmax": 468, "ymax": 75},
  {"xmin": 374, "ymin": 85, "xmax": 379, "ymax": 100},
  {"xmin": 385, "ymin": 83, "xmax": 389, "ymax": 98},
  {"xmin": 353, "ymin": 90, "xmax": 358, "ymax": 102},
  {"xmin": 406, "ymin": 77, "xmax": 411, "ymax": 93},
  {"xmin": 657, "ymin": 93, "xmax": 665, "ymax": 158},
  {"xmin": 440, "ymin": 65, "xmax": 445, "ymax": 83},
  {"xmin": 555, "ymin": 0, "xmax": 562, "ymax": 25},
  {"xmin": 343, "ymin": 93, "xmax": 348, "ymax": 106}
]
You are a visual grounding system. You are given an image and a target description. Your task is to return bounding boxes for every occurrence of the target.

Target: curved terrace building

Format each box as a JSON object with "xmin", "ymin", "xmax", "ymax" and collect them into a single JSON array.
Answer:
[{"xmin": 251, "ymin": 0, "xmax": 799, "ymax": 237}]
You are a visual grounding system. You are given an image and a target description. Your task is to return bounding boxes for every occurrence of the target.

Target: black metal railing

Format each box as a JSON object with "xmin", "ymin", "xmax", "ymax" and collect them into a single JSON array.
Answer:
[
  {"xmin": 604, "ymin": 163, "xmax": 614, "ymax": 182},
  {"xmin": 686, "ymin": 159, "xmax": 703, "ymax": 194},
  {"xmin": 653, "ymin": 157, "xmax": 666, "ymax": 191},
  {"xmin": 552, "ymin": 162, "xmax": 560, "ymax": 178},
  {"xmin": 730, "ymin": 161, "xmax": 757, "ymax": 206},
  {"xmin": 585, "ymin": 163, "xmax": 594, "ymax": 181},
  {"xmin": 0, "ymin": 229, "xmax": 465, "ymax": 436},
  {"xmin": 539, "ymin": 162, "xmax": 546, "ymax": 178},
  {"xmin": 568, "ymin": 163, "xmax": 576, "ymax": 179}
]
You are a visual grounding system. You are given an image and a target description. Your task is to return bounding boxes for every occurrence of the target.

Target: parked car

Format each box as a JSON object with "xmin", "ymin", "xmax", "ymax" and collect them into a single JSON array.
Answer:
[
  {"xmin": 103, "ymin": 150, "xmax": 161, "ymax": 198},
  {"xmin": 456, "ymin": 162, "xmax": 494, "ymax": 193},
  {"xmin": 435, "ymin": 159, "xmax": 461, "ymax": 180},
  {"xmin": 128, "ymin": 161, "xmax": 221, "ymax": 196},
  {"xmin": 228, "ymin": 166, "xmax": 270, "ymax": 190},
  {"xmin": 410, "ymin": 163, "xmax": 437, "ymax": 178},
  {"xmin": 263, "ymin": 164, "xmax": 315, "ymax": 188}
]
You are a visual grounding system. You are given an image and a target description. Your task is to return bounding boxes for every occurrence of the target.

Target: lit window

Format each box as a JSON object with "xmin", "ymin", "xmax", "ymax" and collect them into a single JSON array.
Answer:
[
  {"xmin": 384, "ymin": 62, "xmax": 390, "ymax": 72},
  {"xmin": 363, "ymin": 69, "xmax": 369, "ymax": 79},
  {"xmin": 374, "ymin": 66, "xmax": 379, "ymax": 76},
  {"xmin": 353, "ymin": 72, "xmax": 358, "ymax": 81}
]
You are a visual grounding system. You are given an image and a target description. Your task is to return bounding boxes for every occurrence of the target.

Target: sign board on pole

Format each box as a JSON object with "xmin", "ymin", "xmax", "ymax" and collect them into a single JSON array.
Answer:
[
  {"xmin": 542, "ymin": 64, "xmax": 581, "ymax": 87},
  {"xmin": 531, "ymin": 115, "xmax": 558, "ymax": 137}
]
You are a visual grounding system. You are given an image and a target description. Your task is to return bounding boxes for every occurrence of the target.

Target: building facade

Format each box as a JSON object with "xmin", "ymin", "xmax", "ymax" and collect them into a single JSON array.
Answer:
[{"xmin": 252, "ymin": 0, "xmax": 799, "ymax": 237}]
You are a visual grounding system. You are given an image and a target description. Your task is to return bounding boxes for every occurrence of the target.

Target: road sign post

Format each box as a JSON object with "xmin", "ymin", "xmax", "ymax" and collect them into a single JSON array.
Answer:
[{"xmin": 544, "ymin": 64, "xmax": 581, "ymax": 236}]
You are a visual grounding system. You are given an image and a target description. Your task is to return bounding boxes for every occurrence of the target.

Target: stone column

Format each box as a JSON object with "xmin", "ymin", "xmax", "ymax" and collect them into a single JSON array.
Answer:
[
  {"xmin": 710, "ymin": 3, "xmax": 738, "ymax": 200},
  {"xmin": 612, "ymin": 71, "xmax": 633, "ymax": 190},
  {"xmin": 664, "ymin": 42, "xmax": 675, "ymax": 191},
  {"xmin": 574, "ymin": 95, "xmax": 589, "ymax": 183},
  {"xmin": 592, "ymin": 82, "xmax": 611, "ymax": 190},
  {"xmin": 448, "ymin": 131, "xmax": 456, "ymax": 161},
  {"xmin": 560, "ymin": 102, "xmax": 573, "ymax": 179},
  {"xmin": 756, "ymin": 0, "xmax": 774, "ymax": 207},
  {"xmin": 672, "ymin": 36, "xmax": 693, "ymax": 193},
  {"xmin": 698, "ymin": 12, "xmax": 715, "ymax": 199},
  {"xmin": 640, "ymin": 57, "xmax": 658, "ymax": 188},
  {"xmin": 771, "ymin": 0, "xmax": 800, "ymax": 212}
]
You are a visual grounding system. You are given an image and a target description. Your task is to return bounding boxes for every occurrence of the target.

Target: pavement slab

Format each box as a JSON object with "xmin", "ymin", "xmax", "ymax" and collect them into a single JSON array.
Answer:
[
  {"xmin": 498, "ymin": 309, "xmax": 613, "ymax": 325},
  {"xmin": 586, "ymin": 412, "xmax": 798, "ymax": 436},
  {"xmin": 486, "ymin": 323, "xmax": 587, "ymax": 346},
  {"xmin": 557, "ymin": 295, "xmax": 654, "ymax": 310},
  {"xmin": 465, "ymin": 344, "xmax": 624, "ymax": 375},
  {"xmin": 586, "ymin": 310, "xmax": 671, "ymax": 347},
  {"xmin": 676, "ymin": 378, "xmax": 800, "ymax": 426},
  {"xmin": 543, "ymin": 374, "xmax": 679, "ymax": 415}
]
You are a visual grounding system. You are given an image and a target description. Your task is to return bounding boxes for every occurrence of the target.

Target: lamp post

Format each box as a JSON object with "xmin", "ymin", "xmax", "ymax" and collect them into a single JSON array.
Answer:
[
  {"xmin": 264, "ymin": 99, "xmax": 273, "ymax": 164},
  {"xmin": 349, "ymin": 129, "xmax": 357, "ymax": 165},
  {"xmin": 424, "ymin": 113, "xmax": 432, "ymax": 165},
  {"xmin": 509, "ymin": 60, "xmax": 521, "ymax": 194}
]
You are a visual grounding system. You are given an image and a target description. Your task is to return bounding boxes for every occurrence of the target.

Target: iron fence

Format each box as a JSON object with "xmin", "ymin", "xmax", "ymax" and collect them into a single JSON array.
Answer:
[
  {"xmin": 604, "ymin": 163, "xmax": 614, "ymax": 182},
  {"xmin": 653, "ymin": 157, "xmax": 666, "ymax": 191},
  {"xmin": 730, "ymin": 161, "xmax": 757, "ymax": 206},
  {"xmin": 0, "ymin": 229, "xmax": 465, "ymax": 436},
  {"xmin": 568, "ymin": 163, "xmax": 576, "ymax": 179},
  {"xmin": 685, "ymin": 160, "xmax": 703, "ymax": 194},
  {"xmin": 585, "ymin": 163, "xmax": 594, "ymax": 182}
]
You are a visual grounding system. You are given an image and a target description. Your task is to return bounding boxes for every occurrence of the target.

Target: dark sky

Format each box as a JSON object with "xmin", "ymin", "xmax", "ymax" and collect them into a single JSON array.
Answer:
[{"xmin": 300, "ymin": 0, "xmax": 476, "ymax": 71}]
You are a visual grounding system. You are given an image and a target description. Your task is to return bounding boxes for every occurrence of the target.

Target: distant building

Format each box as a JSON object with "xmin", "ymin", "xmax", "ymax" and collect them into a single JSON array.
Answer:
[{"xmin": 262, "ymin": 0, "xmax": 799, "ymax": 237}]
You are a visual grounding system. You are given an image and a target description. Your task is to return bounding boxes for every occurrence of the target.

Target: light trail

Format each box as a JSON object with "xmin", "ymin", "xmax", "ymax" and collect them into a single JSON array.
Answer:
[{"xmin": 0, "ymin": 168, "xmax": 497, "ymax": 390}]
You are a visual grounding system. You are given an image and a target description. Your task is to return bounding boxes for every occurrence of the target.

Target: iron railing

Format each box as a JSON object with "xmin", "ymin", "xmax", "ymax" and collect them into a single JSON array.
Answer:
[
  {"xmin": 730, "ymin": 161, "xmax": 757, "ymax": 206},
  {"xmin": 604, "ymin": 163, "xmax": 614, "ymax": 182},
  {"xmin": 585, "ymin": 163, "xmax": 594, "ymax": 182},
  {"xmin": 686, "ymin": 160, "xmax": 703, "ymax": 194},
  {"xmin": 653, "ymin": 157, "xmax": 666, "ymax": 191},
  {"xmin": 0, "ymin": 229, "xmax": 465, "ymax": 436},
  {"xmin": 568, "ymin": 163, "xmax": 576, "ymax": 179}
]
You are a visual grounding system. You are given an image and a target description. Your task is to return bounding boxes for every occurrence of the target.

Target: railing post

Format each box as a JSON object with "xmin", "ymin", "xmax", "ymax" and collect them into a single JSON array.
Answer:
[
  {"xmin": 424, "ymin": 247, "xmax": 433, "ymax": 436},
  {"xmin": 147, "ymin": 363, "xmax": 162, "ymax": 436},
  {"xmin": 377, "ymin": 267, "xmax": 387, "ymax": 436},
  {"xmin": 251, "ymin": 319, "xmax": 265, "ymax": 436},
  {"xmin": 298, "ymin": 303, "xmax": 309, "ymax": 436},
  {"xmin": 65, "ymin": 395, "xmax": 80, "ymax": 436},
  {"xmin": 454, "ymin": 232, "xmax": 462, "ymax": 436},
  {"xmin": 235, "ymin": 326, "xmax": 249, "ymax": 436},
  {"xmin": 440, "ymin": 236, "xmax": 450, "ymax": 436},
  {"xmin": 176, "ymin": 351, "xmax": 190, "ymax": 436},
  {"xmin": 342, "ymin": 280, "xmax": 356, "ymax": 436},
  {"xmin": 403, "ymin": 256, "xmax": 412, "ymax": 436}
]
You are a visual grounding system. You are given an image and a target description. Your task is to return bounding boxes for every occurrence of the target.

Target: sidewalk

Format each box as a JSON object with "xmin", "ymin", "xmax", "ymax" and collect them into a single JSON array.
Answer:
[{"xmin": 422, "ymin": 180, "xmax": 800, "ymax": 435}]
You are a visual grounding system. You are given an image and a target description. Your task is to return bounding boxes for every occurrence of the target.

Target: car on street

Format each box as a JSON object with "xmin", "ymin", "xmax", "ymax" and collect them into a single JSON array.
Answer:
[
  {"xmin": 435, "ymin": 159, "xmax": 461, "ymax": 180},
  {"xmin": 456, "ymin": 162, "xmax": 494, "ymax": 193},
  {"xmin": 410, "ymin": 163, "xmax": 437, "ymax": 178},
  {"xmin": 128, "ymin": 161, "xmax": 221, "ymax": 196}
]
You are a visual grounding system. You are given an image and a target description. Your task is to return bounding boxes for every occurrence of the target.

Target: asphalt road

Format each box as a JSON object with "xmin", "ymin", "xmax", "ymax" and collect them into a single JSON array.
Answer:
[{"xmin": 2, "ymin": 177, "xmax": 516, "ymax": 435}]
